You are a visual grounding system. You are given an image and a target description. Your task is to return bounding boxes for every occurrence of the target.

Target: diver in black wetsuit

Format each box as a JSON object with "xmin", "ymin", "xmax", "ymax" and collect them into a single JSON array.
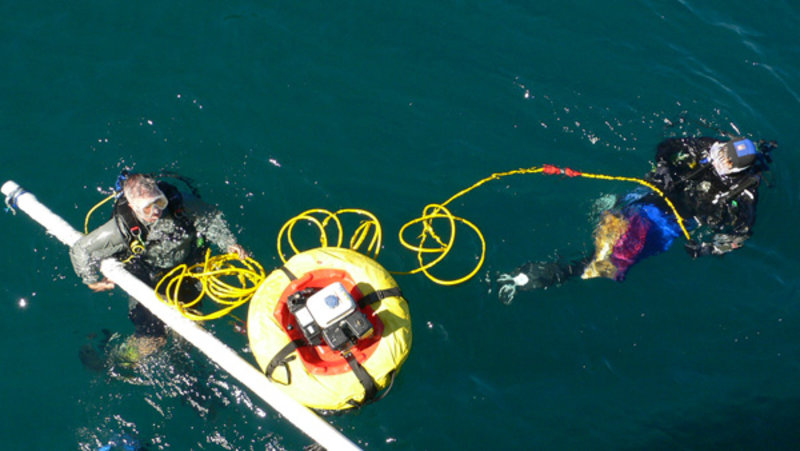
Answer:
[{"xmin": 497, "ymin": 136, "xmax": 776, "ymax": 303}]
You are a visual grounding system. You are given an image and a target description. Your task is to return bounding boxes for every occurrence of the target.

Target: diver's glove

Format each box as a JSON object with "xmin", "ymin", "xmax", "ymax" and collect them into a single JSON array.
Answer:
[{"xmin": 497, "ymin": 272, "xmax": 528, "ymax": 304}]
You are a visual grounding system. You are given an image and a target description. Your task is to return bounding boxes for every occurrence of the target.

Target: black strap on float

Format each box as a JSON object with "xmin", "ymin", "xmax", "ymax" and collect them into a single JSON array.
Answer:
[
  {"xmin": 265, "ymin": 339, "xmax": 383, "ymax": 407},
  {"xmin": 343, "ymin": 360, "xmax": 399, "ymax": 409},
  {"xmin": 343, "ymin": 351, "xmax": 378, "ymax": 407},
  {"xmin": 264, "ymin": 281, "xmax": 403, "ymax": 408},
  {"xmin": 346, "ymin": 288, "xmax": 403, "ymax": 407},
  {"xmin": 279, "ymin": 265, "xmax": 297, "ymax": 281},
  {"xmin": 358, "ymin": 287, "xmax": 403, "ymax": 309},
  {"xmin": 265, "ymin": 338, "xmax": 306, "ymax": 385},
  {"xmin": 265, "ymin": 338, "xmax": 400, "ymax": 410}
]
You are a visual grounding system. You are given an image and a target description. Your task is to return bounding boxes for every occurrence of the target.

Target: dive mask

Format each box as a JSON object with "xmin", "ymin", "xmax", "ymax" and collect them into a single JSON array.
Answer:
[{"xmin": 132, "ymin": 191, "xmax": 168, "ymax": 218}]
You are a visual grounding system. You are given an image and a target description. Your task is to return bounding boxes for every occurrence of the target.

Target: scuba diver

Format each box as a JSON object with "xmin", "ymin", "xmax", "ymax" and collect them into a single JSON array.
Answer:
[
  {"xmin": 71, "ymin": 172, "xmax": 247, "ymax": 357},
  {"xmin": 497, "ymin": 135, "xmax": 776, "ymax": 303}
]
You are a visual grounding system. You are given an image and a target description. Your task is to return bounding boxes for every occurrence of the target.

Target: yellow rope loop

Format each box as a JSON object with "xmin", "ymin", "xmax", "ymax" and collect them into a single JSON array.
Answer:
[
  {"xmin": 277, "ymin": 209, "xmax": 336, "ymax": 263},
  {"xmin": 277, "ymin": 208, "xmax": 383, "ymax": 262},
  {"xmin": 397, "ymin": 204, "xmax": 455, "ymax": 258},
  {"xmin": 155, "ymin": 250, "xmax": 266, "ymax": 321},
  {"xmin": 270, "ymin": 165, "xmax": 689, "ymax": 288},
  {"xmin": 420, "ymin": 214, "xmax": 485, "ymax": 286},
  {"xmin": 394, "ymin": 167, "xmax": 543, "ymax": 285},
  {"xmin": 396, "ymin": 203, "xmax": 486, "ymax": 285},
  {"xmin": 336, "ymin": 208, "xmax": 383, "ymax": 258},
  {"xmin": 419, "ymin": 204, "xmax": 450, "ymax": 248},
  {"xmin": 350, "ymin": 221, "xmax": 373, "ymax": 252}
]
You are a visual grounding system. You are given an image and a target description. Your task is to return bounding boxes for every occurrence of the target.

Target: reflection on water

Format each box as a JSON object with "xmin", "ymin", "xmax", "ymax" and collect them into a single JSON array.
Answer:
[{"xmin": 76, "ymin": 332, "xmax": 285, "ymax": 451}]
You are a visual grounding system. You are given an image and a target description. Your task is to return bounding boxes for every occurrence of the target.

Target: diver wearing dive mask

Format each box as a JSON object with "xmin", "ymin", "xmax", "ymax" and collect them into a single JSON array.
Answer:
[
  {"xmin": 70, "ymin": 172, "xmax": 248, "ymax": 338},
  {"xmin": 497, "ymin": 135, "xmax": 775, "ymax": 304}
]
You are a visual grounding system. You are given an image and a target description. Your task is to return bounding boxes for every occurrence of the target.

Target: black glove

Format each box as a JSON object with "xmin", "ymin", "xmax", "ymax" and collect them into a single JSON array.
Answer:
[{"xmin": 514, "ymin": 261, "xmax": 570, "ymax": 290}]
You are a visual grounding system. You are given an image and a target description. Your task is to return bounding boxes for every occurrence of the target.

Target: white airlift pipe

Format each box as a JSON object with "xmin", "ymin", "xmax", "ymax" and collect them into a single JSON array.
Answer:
[{"xmin": 2, "ymin": 180, "xmax": 361, "ymax": 451}]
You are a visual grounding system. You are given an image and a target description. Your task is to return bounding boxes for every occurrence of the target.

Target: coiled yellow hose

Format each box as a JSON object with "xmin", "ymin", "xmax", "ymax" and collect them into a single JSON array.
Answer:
[{"xmin": 155, "ymin": 249, "xmax": 266, "ymax": 321}]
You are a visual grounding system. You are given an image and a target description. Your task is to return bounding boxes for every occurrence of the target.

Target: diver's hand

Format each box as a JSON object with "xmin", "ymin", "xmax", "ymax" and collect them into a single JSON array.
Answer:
[
  {"xmin": 227, "ymin": 244, "xmax": 249, "ymax": 259},
  {"xmin": 684, "ymin": 241, "xmax": 712, "ymax": 259},
  {"xmin": 684, "ymin": 241, "xmax": 700, "ymax": 259},
  {"xmin": 497, "ymin": 261, "xmax": 573, "ymax": 302},
  {"xmin": 88, "ymin": 278, "xmax": 116, "ymax": 292},
  {"xmin": 497, "ymin": 272, "xmax": 530, "ymax": 305},
  {"xmin": 497, "ymin": 275, "xmax": 518, "ymax": 305},
  {"xmin": 497, "ymin": 273, "xmax": 531, "ymax": 287}
]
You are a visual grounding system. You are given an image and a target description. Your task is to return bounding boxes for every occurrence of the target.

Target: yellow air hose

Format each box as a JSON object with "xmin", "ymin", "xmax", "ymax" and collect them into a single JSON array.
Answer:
[
  {"xmin": 277, "ymin": 208, "xmax": 383, "ymax": 262},
  {"xmin": 276, "ymin": 165, "xmax": 691, "ymax": 288},
  {"xmin": 84, "ymin": 192, "xmax": 117, "ymax": 234},
  {"xmin": 147, "ymin": 163, "xmax": 692, "ymax": 321},
  {"xmin": 539, "ymin": 164, "xmax": 692, "ymax": 240},
  {"xmin": 155, "ymin": 249, "xmax": 266, "ymax": 321},
  {"xmin": 392, "ymin": 167, "xmax": 551, "ymax": 285}
]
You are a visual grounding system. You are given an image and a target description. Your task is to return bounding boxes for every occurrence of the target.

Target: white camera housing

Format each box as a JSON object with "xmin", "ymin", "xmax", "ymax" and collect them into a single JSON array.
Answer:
[{"xmin": 306, "ymin": 282, "xmax": 358, "ymax": 328}]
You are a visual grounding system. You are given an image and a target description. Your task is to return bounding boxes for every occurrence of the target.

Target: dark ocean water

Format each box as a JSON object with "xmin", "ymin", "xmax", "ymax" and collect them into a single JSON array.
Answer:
[{"xmin": 2, "ymin": 1, "xmax": 800, "ymax": 449}]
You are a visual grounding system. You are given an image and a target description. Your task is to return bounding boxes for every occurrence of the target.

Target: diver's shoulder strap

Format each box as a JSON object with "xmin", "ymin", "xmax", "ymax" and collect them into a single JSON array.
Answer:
[{"xmin": 113, "ymin": 196, "xmax": 146, "ymax": 244}]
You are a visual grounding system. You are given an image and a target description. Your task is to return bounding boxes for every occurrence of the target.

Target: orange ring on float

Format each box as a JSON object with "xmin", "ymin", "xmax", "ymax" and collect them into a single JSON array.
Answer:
[
  {"xmin": 248, "ymin": 247, "xmax": 412, "ymax": 411},
  {"xmin": 273, "ymin": 268, "xmax": 384, "ymax": 375}
]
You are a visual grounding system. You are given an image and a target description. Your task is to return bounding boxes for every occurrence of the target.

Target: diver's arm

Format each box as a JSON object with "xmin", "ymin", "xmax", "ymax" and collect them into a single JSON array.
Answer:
[
  {"xmin": 685, "ymin": 231, "xmax": 750, "ymax": 258},
  {"xmin": 649, "ymin": 137, "xmax": 719, "ymax": 195},
  {"xmin": 497, "ymin": 258, "xmax": 585, "ymax": 303},
  {"xmin": 183, "ymin": 196, "xmax": 243, "ymax": 255},
  {"xmin": 69, "ymin": 219, "xmax": 128, "ymax": 286},
  {"xmin": 655, "ymin": 137, "xmax": 716, "ymax": 163},
  {"xmin": 512, "ymin": 259, "xmax": 585, "ymax": 290},
  {"xmin": 710, "ymin": 187, "xmax": 758, "ymax": 255},
  {"xmin": 499, "ymin": 258, "xmax": 585, "ymax": 293},
  {"xmin": 685, "ymin": 187, "xmax": 758, "ymax": 258}
]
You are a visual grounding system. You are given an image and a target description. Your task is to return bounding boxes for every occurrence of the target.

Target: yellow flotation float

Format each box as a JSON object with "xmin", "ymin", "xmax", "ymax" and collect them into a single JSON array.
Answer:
[{"xmin": 247, "ymin": 247, "xmax": 412, "ymax": 411}]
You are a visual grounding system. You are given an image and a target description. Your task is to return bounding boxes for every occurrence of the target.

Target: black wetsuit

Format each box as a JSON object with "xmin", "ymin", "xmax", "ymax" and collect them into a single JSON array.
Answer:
[
  {"xmin": 646, "ymin": 137, "xmax": 761, "ymax": 257},
  {"xmin": 509, "ymin": 136, "xmax": 764, "ymax": 290}
]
